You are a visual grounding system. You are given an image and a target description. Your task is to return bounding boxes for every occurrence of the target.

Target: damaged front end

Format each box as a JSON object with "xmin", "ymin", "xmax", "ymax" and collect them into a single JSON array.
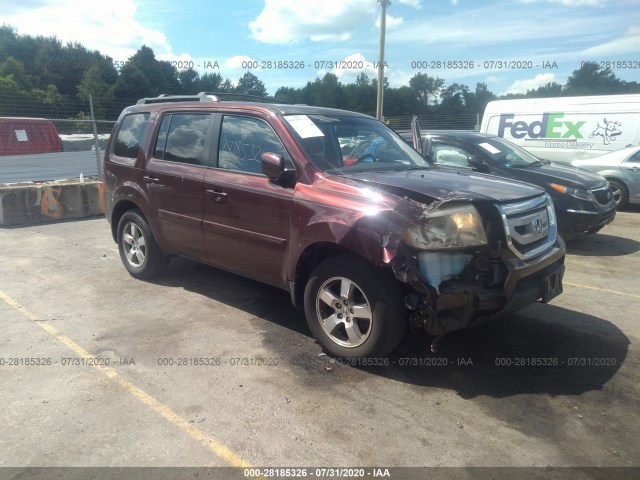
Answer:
[{"xmin": 387, "ymin": 193, "xmax": 566, "ymax": 344}]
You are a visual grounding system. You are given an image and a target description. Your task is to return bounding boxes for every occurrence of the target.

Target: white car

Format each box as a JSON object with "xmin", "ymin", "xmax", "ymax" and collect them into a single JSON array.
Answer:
[{"xmin": 572, "ymin": 146, "xmax": 640, "ymax": 209}]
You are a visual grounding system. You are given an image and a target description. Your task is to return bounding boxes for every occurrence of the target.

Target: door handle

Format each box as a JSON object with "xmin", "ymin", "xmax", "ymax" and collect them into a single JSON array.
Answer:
[
  {"xmin": 143, "ymin": 175, "xmax": 160, "ymax": 184},
  {"xmin": 205, "ymin": 189, "xmax": 228, "ymax": 203}
]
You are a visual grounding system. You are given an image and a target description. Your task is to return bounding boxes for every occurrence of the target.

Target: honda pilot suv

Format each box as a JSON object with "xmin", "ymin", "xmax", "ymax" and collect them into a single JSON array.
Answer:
[{"xmin": 103, "ymin": 93, "xmax": 566, "ymax": 359}]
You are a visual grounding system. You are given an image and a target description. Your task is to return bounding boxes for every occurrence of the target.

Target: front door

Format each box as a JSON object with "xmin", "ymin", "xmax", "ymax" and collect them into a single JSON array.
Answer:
[{"xmin": 203, "ymin": 114, "xmax": 295, "ymax": 287}]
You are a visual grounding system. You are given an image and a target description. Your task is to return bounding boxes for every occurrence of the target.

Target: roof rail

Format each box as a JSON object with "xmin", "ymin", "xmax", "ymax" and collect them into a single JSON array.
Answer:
[
  {"xmin": 136, "ymin": 92, "xmax": 288, "ymax": 105},
  {"xmin": 197, "ymin": 92, "xmax": 291, "ymax": 104},
  {"xmin": 136, "ymin": 93, "xmax": 219, "ymax": 104}
]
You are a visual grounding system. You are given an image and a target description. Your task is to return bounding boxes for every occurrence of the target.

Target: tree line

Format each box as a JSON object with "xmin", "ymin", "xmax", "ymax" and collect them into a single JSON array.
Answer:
[{"xmin": 1, "ymin": 25, "xmax": 639, "ymax": 122}]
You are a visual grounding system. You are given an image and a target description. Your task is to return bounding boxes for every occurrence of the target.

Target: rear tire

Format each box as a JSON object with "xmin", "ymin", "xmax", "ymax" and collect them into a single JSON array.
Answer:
[
  {"xmin": 303, "ymin": 254, "xmax": 406, "ymax": 359},
  {"xmin": 117, "ymin": 209, "xmax": 168, "ymax": 279},
  {"xmin": 608, "ymin": 178, "xmax": 629, "ymax": 210}
]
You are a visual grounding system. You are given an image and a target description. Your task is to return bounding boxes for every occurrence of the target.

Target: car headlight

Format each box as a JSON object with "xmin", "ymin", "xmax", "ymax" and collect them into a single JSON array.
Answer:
[
  {"xmin": 404, "ymin": 204, "xmax": 488, "ymax": 249},
  {"xmin": 549, "ymin": 183, "xmax": 596, "ymax": 202}
]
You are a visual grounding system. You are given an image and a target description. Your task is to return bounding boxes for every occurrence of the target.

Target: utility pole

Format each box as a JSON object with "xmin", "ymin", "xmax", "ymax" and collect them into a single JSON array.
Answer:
[{"xmin": 376, "ymin": 0, "xmax": 390, "ymax": 121}]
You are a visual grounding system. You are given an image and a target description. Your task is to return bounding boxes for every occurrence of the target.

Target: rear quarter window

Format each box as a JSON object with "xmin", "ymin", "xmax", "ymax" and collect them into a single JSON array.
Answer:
[{"xmin": 114, "ymin": 113, "xmax": 150, "ymax": 158}]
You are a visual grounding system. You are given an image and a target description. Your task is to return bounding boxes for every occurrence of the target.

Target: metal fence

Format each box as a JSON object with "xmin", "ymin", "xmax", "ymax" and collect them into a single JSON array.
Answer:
[
  {"xmin": 0, "ymin": 115, "xmax": 115, "ymax": 184},
  {"xmin": 385, "ymin": 114, "xmax": 481, "ymax": 132}
]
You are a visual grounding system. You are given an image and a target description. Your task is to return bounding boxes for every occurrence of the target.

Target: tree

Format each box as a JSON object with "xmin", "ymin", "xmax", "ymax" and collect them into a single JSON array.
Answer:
[
  {"xmin": 565, "ymin": 62, "xmax": 624, "ymax": 96},
  {"xmin": 439, "ymin": 82, "xmax": 469, "ymax": 114},
  {"xmin": 344, "ymin": 73, "xmax": 376, "ymax": 115},
  {"xmin": 197, "ymin": 72, "xmax": 224, "ymax": 92},
  {"xmin": 77, "ymin": 65, "xmax": 114, "ymax": 118},
  {"xmin": 109, "ymin": 64, "xmax": 153, "ymax": 100},
  {"xmin": 236, "ymin": 72, "xmax": 267, "ymax": 96},
  {"xmin": 409, "ymin": 73, "xmax": 444, "ymax": 112},
  {"xmin": 274, "ymin": 86, "xmax": 301, "ymax": 104},
  {"xmin": 0, "ymin": 56, "xmax": 32, "ymax": 89},
  {"xmin": 178, "ymin": 68, "xmax": 199, "ymax": 94},
  {"xmin": 384, "ymin": 86, "xmax": 418, "ymax": 116},
  {"xmin": 313, "ymin": 73, "xmax": 344, "ymax": 108}
]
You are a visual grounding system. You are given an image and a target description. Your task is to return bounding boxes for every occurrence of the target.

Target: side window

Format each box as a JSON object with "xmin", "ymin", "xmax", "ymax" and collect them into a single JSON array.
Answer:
[
  {"xmin": 153, "ymin": 113, "xmax": 210, "ymax": 165},
  {"xmin": 114, "ymin": 113, "xmax": 149, "ymax": 158},
  {"xmin": 627, "ymin": 151, "xmax": 640, "ymax": 163},
  {"xmin": 431, "ymin": 141, "xmax": 473, "ymax": 168},
  {"xmin": 218, "ymin": 116, "xmax": 287, "ymax": 174}
]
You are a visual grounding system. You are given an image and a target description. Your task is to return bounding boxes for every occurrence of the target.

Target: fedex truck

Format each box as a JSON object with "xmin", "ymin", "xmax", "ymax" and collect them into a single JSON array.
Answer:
[{"xmin": 480, "ymin": 94, "xmax": 640, "ymax": 164}]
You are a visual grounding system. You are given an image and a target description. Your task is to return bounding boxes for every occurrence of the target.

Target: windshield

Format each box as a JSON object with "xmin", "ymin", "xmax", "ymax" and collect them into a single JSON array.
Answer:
[
  {"xmin": 284, "ymin": 114, "xmax": 430, "ymax": 174},
  {"xmin": 474, "ymin": 136, "xmax": 543, "ymax": 168}
]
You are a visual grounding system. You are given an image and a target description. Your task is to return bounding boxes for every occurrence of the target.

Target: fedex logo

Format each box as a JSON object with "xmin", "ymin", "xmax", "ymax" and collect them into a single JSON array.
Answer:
[{"xmin": 497, "ymin": 113, "xmax": 586, "ymax": 139}]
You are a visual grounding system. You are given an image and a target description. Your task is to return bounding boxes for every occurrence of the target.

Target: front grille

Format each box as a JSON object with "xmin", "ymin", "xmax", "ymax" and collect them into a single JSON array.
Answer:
[
  {"xmin": 591, "ymin": 186, "xmax": 613, "ymax": 205},
  {"xmin": 495, "ymin": 195, "xmax": 557, "ymax": 260}
]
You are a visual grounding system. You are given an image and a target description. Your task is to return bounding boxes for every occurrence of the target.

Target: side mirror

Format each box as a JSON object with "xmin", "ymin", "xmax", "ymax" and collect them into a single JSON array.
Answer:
[
  {"xmin": 468, "ymin": 155, "xmax": 488, "ymax": 172},
  {"xmin": 261, "ymin": 152, "xmax": 295, "ymax": 185}
]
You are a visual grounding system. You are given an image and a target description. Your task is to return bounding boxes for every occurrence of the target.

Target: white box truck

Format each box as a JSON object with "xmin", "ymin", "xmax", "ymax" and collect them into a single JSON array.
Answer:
[{"xmin": 480, "ymin": 94, "xmax": 640, "ymax": 164}]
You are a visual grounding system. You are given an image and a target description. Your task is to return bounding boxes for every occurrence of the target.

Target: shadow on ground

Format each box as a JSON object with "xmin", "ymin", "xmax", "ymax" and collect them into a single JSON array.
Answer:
[
  {"xmin": 155, "ymin": 257, "xmax": 630, "ymax": 402},
  {"xmin": 565, "ymin": 233, "xmax": 640, "ymax": 256}
]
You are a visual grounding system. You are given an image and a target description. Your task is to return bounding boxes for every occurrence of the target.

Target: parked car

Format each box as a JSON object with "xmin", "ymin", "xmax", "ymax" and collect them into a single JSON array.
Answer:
[
  {"xmin": 0, "ymin": 117, "xmax": 62, "ymax": 156},
  {"xmin": 104, "ymin": 93, "xmax": 565, "ymax": 359},
  {"xmin": 571, "ymin": 146, "xmax": 640, "ymax": 209},
  {"xmin": 401, "ymin": 127, "xmax": 616, "ymax": 238}
]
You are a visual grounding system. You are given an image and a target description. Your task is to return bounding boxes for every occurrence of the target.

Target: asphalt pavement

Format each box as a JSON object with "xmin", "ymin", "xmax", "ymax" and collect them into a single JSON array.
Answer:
[{"xmin": 1, "ymin": 211, "xmax": 639, "ymax": 477}]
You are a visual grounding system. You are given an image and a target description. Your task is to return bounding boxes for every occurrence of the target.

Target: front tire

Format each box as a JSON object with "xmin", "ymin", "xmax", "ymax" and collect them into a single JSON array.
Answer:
[
  {"xmin": 304, "ymin": 254, "xmax": 406, "ymax": 359},
  {"xmin": 608, "ymin": 178, "xmax": 629, "ymax": 210},
  {"xmin": 117, "ymin": 209, "xmax": 168, "ymax": 279}
]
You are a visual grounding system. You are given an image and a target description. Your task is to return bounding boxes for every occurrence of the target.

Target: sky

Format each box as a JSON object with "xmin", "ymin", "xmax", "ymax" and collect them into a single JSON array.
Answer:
[{"xmin": 1, "ymin": 0, "xmax": 639, "ymax": 97}]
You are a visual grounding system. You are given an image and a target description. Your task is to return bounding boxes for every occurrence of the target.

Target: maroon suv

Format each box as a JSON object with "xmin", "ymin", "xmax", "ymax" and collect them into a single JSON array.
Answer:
[{"xmin": 103, "ymin": 93, "xmax": 565, "ymax": 358}]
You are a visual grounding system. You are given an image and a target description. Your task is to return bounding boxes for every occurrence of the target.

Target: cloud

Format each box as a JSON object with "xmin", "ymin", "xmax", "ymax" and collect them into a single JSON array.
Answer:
[
  {"xmin": 517, "ymin": 0, "xmax": 608, "ymax": 5},
  {"xmin": 580, "ymin": 25, "xmax": 640, "ymax": 56},
  {"xmin": 375, "ymin": 14, "xmax": 404, "ymax": 29},
  {"xmin": 249, "ymin": 0, "xmax": 376, "ymax": 44},
  {"xmin": 503, "ymin": 73, "xmax": 556, "ymax": 95},
  {"xmin": 451, "ymin": 0, "xmax": 460, "ymax": 5},
  {"xmin": 396, "ymin": 0, "xmax": 422, "ymax": 7},
  {"xmin": 0, "ymin": 0, "xmax": 176, "ymax": 61},
  {"xmin": 226, "ymin": 55, "xmax": 256, "ymax": 70},
  {"xmin": 322, "ymin": 53, "xmax": 378, "ymax": 82}
]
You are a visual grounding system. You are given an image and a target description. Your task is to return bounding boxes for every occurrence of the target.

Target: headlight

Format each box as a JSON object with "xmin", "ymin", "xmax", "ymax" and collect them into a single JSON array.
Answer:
[
  {"xmin": 404, "ymin": 204, "xmax": 488, "ymax": 249},
  {"xmin": 549, "ymin": 183, "xmax": 596, "ymax": 202}
]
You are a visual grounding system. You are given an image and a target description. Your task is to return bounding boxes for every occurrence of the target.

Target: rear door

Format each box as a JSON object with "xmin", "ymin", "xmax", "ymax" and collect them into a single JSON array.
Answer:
[
  {"xmin": 202, "ymin": 113, "xmax": 295, "ymax": 287},
  {"xmin": 143, "ymin": 112, "xmax": 212, "ymax": 261}
]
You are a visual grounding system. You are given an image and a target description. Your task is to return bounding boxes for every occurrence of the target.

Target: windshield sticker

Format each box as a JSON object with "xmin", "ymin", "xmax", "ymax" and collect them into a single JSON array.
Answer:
[
  {"xmin": 285, "ymin": 115, "xmax": 324, "ymax": 139},
  {"xmin": 479, "ymin": 142, "xmax": 501, "ymax": 155}
]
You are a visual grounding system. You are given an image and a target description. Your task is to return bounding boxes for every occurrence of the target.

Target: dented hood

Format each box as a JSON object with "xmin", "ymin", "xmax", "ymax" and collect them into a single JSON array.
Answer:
[{"xmin": 342, "ymin": 168, "xmax": 543, "ymax": 204}]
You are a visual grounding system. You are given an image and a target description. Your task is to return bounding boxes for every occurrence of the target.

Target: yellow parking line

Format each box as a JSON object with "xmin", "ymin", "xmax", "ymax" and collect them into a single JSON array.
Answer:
[
  {"xmin": 564, "ymin": 282, "xmax": 640, "ymax": 300},
  {"xmin": 0, "ymin": 290, "xmax": 252, "ymax": 468}
]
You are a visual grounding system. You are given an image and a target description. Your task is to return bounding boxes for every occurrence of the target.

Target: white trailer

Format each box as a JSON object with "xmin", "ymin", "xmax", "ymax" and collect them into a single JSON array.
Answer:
[{"xmin": 480, "ymin": 94, "xmax": 640, "ymax": 164}]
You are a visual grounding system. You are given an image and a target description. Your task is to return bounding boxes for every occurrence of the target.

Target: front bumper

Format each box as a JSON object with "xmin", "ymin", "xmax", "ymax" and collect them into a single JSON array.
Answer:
[
  {"xmin": 555, "ymin": 197, "xmax": 617, "ymax": 235},
  {"xmin": 557, "ymin": 208, "xmax": 616, "ymax": 235},
  {"xmin": 395, "ymin": 237, "xmax": 566, "ymax": 336}
]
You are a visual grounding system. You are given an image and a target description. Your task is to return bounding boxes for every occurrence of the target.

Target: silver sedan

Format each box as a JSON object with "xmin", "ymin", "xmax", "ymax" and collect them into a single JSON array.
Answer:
[{"xmin": 572, "ymin": 146, "xmax": 640, "ymax": 209}]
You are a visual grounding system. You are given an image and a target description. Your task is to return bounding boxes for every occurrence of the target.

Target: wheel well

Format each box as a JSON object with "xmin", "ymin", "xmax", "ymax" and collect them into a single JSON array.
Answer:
[
  {"xmin": 110, "ymin": 200, "xmax": 141, "ymax": 242},
  {"xmin": 606, "ymin": 177, "xmax": 628, "ymax": 191},
  {"xmin": 293, "ymin": 243, "xmax": 372, "ymax": 308}
]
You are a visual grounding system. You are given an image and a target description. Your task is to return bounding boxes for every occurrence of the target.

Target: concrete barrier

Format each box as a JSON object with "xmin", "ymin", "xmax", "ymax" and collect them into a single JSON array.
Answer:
[{"xmin": 0, "ymin": 179, "xmax": 104, "ymax": 226}]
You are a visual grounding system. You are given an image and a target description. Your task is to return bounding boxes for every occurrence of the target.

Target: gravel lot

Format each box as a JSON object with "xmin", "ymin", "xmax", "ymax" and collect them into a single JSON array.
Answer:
[{"xmin": 1, "ymin": 210, "xmax": 639, "ymax": 477}]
